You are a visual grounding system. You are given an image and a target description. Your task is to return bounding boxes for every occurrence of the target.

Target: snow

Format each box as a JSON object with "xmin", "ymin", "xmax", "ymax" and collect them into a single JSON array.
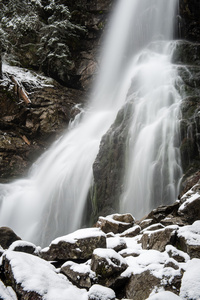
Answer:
[
  {"xmin": 177, "ymin": 221, "xmax": 200, "ymax": 245},
  {"xmin": 93, "ymin": 248, "xmax": 127, "ymax": 267},
  {"xmin": 180, "ymin": 258, "xmax": 200, "ymax": 299},
  {"xmin": 61, "ymin": 261, "xmax": 95, "ymax": 278},
  {"xmin": 3, "ymin": 250, "xmax": 88, "ymax": 300},
  {"xmin": 88, "ymin": 284, "xmax": 115, "ymax": 300},
  {"xmin": 8, "ymin": 240, "xmax": 41, "ymax": 255},
  {"xmin": 0, "ymin": 280, "xmax": 17, "ymax": 300},
  {"xmin": 147, "ymin": 291, "xmax": 182, "ymax": 299},
  {"xmin": 99, "ymin": 214, "xmax": 133, "ymax": 225},
  {"xmin": 51, "ymin": 228, "xmax": 106, "ymax": 245},
  {"xmin": 179, "ymin": 191, "xmax": 200, "ymax": 212},
  {"xmin": 106, "ymin": 236, "xmax": 126, "ymax": 249},
  {"xmin": 165, "ymin": 245, "xmax": 190, "ymax": 262},
  {"xmin": 2, "ymin": 62, "xmax": 54, "ymax": 88}
]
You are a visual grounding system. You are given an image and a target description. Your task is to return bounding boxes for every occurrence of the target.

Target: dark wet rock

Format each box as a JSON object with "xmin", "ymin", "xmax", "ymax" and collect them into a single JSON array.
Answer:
[
  {"xmin": 0, "ymin": 74, "xmax": 85, "ymax": 182},
  {"xmin": 179, "ymin": 0, "xmax": 200, "ymax": 42},
  {"xmin": 0, "ymin": 227, "xmax": 21, "ymax": 249},
  {"xmin": 91, "ymin": 102, "xmax": 133, "ymax": 222}
]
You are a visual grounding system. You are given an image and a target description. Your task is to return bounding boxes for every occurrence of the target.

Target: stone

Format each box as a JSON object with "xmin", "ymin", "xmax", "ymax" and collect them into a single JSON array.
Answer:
[
  {"xmin": 91, "ymin": 101, "xmax": 133, "ymax": 221},
  {"xmin": 141, "ymin": 223, "xmax": 165, "ymax": 233},
  {"xmin": 88, "ymin": 284, "xmax": 116, "ymax": 300},
  {"xmin": 0, "ymin": 227, "xmax": 21, "ymax": 249},
  {"xmin": 91, "ymin": 248, "xmax": 128, "ymax": 287},
  {"xmin": 176, "ymin": 221, "xmax": 200, "ymax": 259},
  {"xmin": 8, "ymin": 240, "xmax": 40, "ymax": 256},
  {"xmin": 41, "ymin": 228, "xmax": 106, "ymax": 261},
  {"xmin": 2, "ymin": 250, "xmax": 87, "ymax": 299},
  {"xmin": 96, "ymin": 213, "xmax": 134, "ymax": 234},
  {"xmin": 120, "ymin": 225, "xmax": 141, "ymax": 237},
  {"xmin": 179, "ymin": 258, "xmax": 200, "ymax": 300},
  {"xmin": 106, "ymin": 236, "xmax": 127, "ymax": 252},
  {"xmin": 61, "ymin": 261, "xmax": 95, "ymax": 289},
  {"xmin": 125, "ymin": 270, "xmax": 161, "ymax": 300},
  {"xmin": 141, "ymin": 225, "xmax": 178, "ymax": 252},
  {"xmin": 178, "ymin": 182, "xmax": 200, "ymax": 223},
  {"xmin": 165, "ymin": 245, "xmax": 190, "ymax": 263}
]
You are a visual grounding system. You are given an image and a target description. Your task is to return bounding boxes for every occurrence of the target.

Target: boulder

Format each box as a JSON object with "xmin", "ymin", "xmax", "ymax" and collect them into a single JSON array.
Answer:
[
  {"xmin": 165, "ymin": 245, "xmax": 190, "ymax": 263},
  {"xmin": 91, "ymin": 248, "xmax": 128, "ymax": 287},
  {"xmin": 2, "ymin": 250, "xmax": 87, "ymax": 299},
  {"xmin": 120, "ymin": 225, "xmax": 141, "ymax": 238},
  {"xmin": 8, "ymin": 240, "xmax": 40, "ymax": 256},
  {"xmin": 178, "ymin": 182, "xmax": 200, "ymax": 223},
  {"xmin": 88, "ymin": 284, "xmax": 116, "ymax": 300},
  {"xmin": 41, "ymin": 228, "xmax": 106, "ymax": 261},
  {"xmin": 141, "ymin": 225, "xmax": 178, "ymax": 252},
  {"xmin": 96, "ymin": 213, "xmax": 134, "ymax": 234},
  {"xmin": 61, "ymin": 261, "xmax": 95, "ymax": 289},
  {"xmin": 179, "ymin": 258, "xmax": 200, "ymax": 300},
  {"xmin": 0, "ymin": 227, "xmax": 21, "ymax": 249},
  {"xmin": 106, "ymin": 236, "xmax": 127, "ymax": 252},
  {"xmin": 176, "ymin": 221, "xmax": 200, "ymax": 258},
  {"xmin": 125, "ymin": 270, "xmax": 161, "ymax": 300}
]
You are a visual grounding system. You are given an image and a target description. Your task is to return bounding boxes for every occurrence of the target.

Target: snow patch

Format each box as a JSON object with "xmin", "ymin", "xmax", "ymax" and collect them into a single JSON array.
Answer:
[
  {"xmin": 180, "ymin": 258, "xmax": 200, "ymax": 299},
  {"xmin": 51, "ymin": 228, "xmax": 106, "ymax": 245},
  {"xmin": 88, "ymin": 284, "xmax": 115, "ymax": 300}
]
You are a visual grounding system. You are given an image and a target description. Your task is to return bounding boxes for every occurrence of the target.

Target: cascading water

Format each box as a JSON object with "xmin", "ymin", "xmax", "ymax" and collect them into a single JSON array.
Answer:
[{"xmin": 0, "ymin": 0, "xmax": 182, "ymax": 246}]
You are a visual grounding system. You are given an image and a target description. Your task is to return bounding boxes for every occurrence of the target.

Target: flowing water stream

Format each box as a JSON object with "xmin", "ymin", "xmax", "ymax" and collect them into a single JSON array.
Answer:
[{"xmin": 0, "ymin": 0, "xmax": 182, "ymax": 246}]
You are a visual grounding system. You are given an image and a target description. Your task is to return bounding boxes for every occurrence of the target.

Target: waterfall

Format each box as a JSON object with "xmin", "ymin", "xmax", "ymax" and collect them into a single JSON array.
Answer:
[{"xmin": 0, "ymin": 0, "xmax": 182, "ymax": 246}]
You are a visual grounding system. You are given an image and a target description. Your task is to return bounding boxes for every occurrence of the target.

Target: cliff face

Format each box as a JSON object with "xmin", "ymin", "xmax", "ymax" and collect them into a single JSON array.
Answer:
[{"xmin": 0, "ymin": 0, "xmax": 111, "ymax": 182}]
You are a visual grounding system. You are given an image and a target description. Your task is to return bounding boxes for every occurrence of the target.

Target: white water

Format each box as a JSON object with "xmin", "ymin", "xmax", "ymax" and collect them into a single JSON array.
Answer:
[{"xmin": 0, "ymin": 0, "xmax": 182, "ymax": 246}]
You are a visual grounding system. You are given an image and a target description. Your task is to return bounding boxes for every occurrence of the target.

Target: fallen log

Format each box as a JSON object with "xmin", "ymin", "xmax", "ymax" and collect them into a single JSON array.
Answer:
[{"xmin": 11, "ymin": 76, "xmax": 31, "ymax": 105}]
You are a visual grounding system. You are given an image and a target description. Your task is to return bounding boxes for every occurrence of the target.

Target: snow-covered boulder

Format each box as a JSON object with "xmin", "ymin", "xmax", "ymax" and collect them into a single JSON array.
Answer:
[
  {"xmin": 176, "ymin": 220, "xmax": 200, "ymax": 258},
  {"xmin": 91, "ymin": 248, "xmax": 128, "ymax": 288},
  {"xmin": 106, "ymin": 236, "xmax": 127, "ymax": 252},
  {"xmin": 165, "ymin": 245, "xmax": 190, "ymax": 263},
  {"xmin": 88, "ymin": 284, "xmax": 116, "ymax": 300},
  {"xmin": 2, "ymin": 250, "xmax": 88, "ymax": 300},
  {"xmin": 8, "ymin": 240, "xmax": 41, "ymax": 256},
  {"xmin": 141, "ymin": 225, "xmax": 178, "ymax": 252},
  {"xmin": 178, "ymin": 183, "xmax": 200, "ymax": 223},
  {"xmin": 124, "ymin": 249, "xmax": 183, "ymax": 299},
  {"xmin": 41, "ymin": 228, "xmax": 106, "ymax": 261},
  {"xmin": 147, "ymin": 291, "xmax": 182, "ymax": 299},
  {"xmin": 120, "ymin": 224, "xmax": 141, "ymax": 237},
  {"xmin": 96, "ymin": 213, "xmax": 134, "ymax": 234},
  {"xmin": 61, "ymin": 260, "xmax": 96, "ymax": 289},
  {"xmin": 179, "ymin": 258, "xmax": 200, "ymax": 299}
]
